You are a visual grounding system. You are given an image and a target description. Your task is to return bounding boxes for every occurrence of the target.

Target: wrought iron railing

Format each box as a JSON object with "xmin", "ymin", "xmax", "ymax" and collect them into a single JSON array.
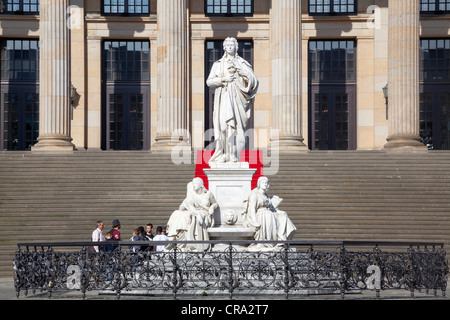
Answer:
[{"xmin": 13, "ymin": 240, "xmax": 448, "ymax": 299}]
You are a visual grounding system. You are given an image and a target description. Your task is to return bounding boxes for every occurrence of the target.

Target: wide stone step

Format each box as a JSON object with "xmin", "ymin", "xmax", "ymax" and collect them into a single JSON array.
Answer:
[{"xmin": 2, "ymin": 150, "xmax": 450, "ymax": 279}]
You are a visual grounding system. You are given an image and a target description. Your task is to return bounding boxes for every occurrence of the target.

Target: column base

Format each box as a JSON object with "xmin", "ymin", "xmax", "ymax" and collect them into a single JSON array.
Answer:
[
  {"xmin": 383, "ymin": 135, "xmax": 427, "ymax": 151},
  {"xmin": 152, "ymin": 134, "xmax": 190, "ymax": 151},
  {"xmin": 32, "ymin": 135, "xmax": 75, "ymax": 152},
  {"xmin": 152, "ymin": 140, "xmax": 191, "ymax": 151},
  {"xmin": 269, "ymin": 135, "xmax": 308, "ymax": 152}
]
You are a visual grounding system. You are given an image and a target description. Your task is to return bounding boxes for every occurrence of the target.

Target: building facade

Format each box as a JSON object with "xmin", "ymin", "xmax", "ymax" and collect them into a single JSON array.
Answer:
[{"xmin": 0, "ymin": 0, "xmax": 449, "ymax": 152}]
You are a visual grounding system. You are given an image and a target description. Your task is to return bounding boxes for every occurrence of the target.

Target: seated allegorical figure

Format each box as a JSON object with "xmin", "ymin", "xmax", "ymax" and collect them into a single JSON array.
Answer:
[
  {"xmin": 242, "ymin": 176, "xmax": 297, "ymax": 249},
  {"xmin": 166, "ymin": 177, "xmax": 218, "ymax": 251}
]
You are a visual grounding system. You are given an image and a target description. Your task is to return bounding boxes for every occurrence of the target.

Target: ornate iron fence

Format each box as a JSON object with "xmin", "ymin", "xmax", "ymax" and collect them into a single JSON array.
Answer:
[{"xmin": 13, "ymin": 240, "xmax": 448, "ymax": 299}]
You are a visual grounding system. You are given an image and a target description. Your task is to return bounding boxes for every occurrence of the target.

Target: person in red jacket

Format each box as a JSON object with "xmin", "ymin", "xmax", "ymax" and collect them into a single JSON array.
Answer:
[{"xmin": 111, "ymin": 219, "xmax": 121, "ymax": 240}]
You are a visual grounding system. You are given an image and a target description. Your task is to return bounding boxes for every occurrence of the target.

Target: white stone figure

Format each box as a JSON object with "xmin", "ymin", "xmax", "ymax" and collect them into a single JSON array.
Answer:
[
  {"xmin": 242, "ymin": 176, "xmax": 297, "ymax": 249},
  {"xmin": 166, "ymin": 178, "xmax": 218, "ymax": 251},
  {"xmin": 206, "ymin": 37, "xmax": 259, "ymax": 164}
]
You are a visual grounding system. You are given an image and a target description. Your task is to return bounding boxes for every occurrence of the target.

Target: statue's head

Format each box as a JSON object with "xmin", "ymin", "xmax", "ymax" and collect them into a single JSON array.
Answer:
[
  {"xmin": 223, "ymin": 37, "xmax": 238, "ymax": 56},
  {"xmin": 192, "ymin": 177, "xmax": 206, "ymax": 192},
  {"xmin": 257, "ymin": 176, "xmax": 269, "ymax": 191}
]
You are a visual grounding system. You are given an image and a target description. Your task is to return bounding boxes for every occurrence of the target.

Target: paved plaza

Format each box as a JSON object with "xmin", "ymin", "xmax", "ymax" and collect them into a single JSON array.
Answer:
[
  {"xmin": 2, "ymin": 277, "xmax": 448, "ymax": 320},
  {"xmin": 2, "ymin": 277, "xmax": 448, "ymax": 301}
]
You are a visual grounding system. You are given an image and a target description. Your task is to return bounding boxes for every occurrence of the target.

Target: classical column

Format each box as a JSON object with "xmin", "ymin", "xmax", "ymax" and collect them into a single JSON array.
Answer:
[
  {"xmin": 269, "ymin": 0, "xmax": 306, "ymax": 150},
  {"xmin": 153, "ymin": 0, "xmax": 188, "ymax": 150},
  {"xmin": 384, "ymin": 0, "xmax": 426, "ymax": 151},
  {"xmin": 32, "ymin": 0, "xmax": 75, "ymax": 152}
]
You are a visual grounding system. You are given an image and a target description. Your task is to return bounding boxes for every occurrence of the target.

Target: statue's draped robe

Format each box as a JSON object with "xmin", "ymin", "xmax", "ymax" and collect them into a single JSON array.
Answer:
[
  {"xmin": 243, "ymin": 188, "xmax": 297, "ymax": 247},
  {"xmin": 206, "ymin": 55, "xmax": 259, "ymax": 162},
  {"xmin": 185, "ymin": 191, "xmax": 216, "ymax": 251},
  {"xmin": 166, "ymin": 182, "xmax": 216, "ymax": 251}
]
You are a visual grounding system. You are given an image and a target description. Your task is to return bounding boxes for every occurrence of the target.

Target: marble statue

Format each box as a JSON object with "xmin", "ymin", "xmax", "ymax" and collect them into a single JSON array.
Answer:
[
  {"xmin": 242, "ymin": 176, "xmax": 297, "ymax": 248},
  {"xmin": 166, "ymin": 178, "xmax": 218, "ymax": 251},
  {"xmin": 206, "ymin": 37, "xmax": 259, "ymax": 164}
]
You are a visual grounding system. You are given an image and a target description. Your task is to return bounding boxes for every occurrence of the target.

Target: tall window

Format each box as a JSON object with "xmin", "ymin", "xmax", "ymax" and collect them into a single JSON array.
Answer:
[
  {"xmin": 102, "ymin": 40, "xmax": 150, "ymax": 150},
  {"xmin": 0, "ymin": 39, "xmax": 39, "ymax": 151},
  {"xmin": 104, "ymin": 41, "xmax": 150, "ymax": 82},
  {"xmin": 420, "ymin": 0, "xmax": 450, "ymax": 13},
  {"xmin": 308, "ymin": 40, "xmax": 357, "ymax": 150},
  {"xmin": 1, "ymin": 39, "xmax": 39, "ymax": 81},
  {"xmin": 102, "ymin": 0, "xmax": 150, "ymax": 16},
  {"xmin": 420, "ymin": 39, "xmax": 450, "ymax": 150},
  {"xmin": 308, "ymin": 0, "xmax": 357, "ymax": 15},
  {"xmin": 0, "ymin": 0, "xmax": 39, "ymax": 14},
  {"xmin": 205, "ymin": 0, "xmax": 253, "ymax": 16},
  {"xmin": 309, "ymin": 40, "xmax": 356, "ymax": 82}
]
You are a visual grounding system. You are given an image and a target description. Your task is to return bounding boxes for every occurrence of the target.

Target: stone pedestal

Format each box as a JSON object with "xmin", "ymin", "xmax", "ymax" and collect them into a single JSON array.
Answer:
[{"xmin": 204, "ymin": 163, "xmax": 256, "ymax": 242}]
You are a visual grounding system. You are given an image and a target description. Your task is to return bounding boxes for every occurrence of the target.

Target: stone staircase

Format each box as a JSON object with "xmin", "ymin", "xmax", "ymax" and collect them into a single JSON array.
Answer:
[
  {"xmin": 0, "ymin": 151, "xmax": 196, "ymax": 278},
  {"xmin": 268, "ymin": 151, "xmax": 450, "ymax": 247},
  {"xmin": 2, "ymin": 150, "xmax": 450, "ymax": 277}
]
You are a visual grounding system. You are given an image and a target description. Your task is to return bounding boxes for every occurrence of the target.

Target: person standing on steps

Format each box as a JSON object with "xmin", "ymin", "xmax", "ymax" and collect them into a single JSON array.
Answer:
[
  {"xmin": 145, "ymin": 223, "xmax": 154, "ymax": 240},
  {"xmin": 91, "ymin": 221, "xmax": 105, "ymax": 252},
  {"xmin": 145, "ymin": 223, "xmax": 154, "ymax": 251},
  {"xmin": 111, "ymin": 219, "xmax": 122, "ymax": 240}
]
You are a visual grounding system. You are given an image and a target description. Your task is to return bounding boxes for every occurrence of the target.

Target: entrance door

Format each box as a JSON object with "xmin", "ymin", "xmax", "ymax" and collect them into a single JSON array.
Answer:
[
  {"xmin": 308, "ymin": 39, "xmax": 357, "ymax": 150},
  {"xmin": 102, "ymin": 40, "xmax": 150, "ymax": 150},
  {"xmin": 104, "ymin": 85, "xmax": 150, "ymax": 150},
  {"xmin": 310, "ymin": 85, "xmax": 356, "ymax": 150},
  {"xmin": 420, "ymin": 85, "xmax": 450, "ymax": 150},
  {"xmin": 420, "ymin": 38, "xmax": 450, "ymax": 150},
  {"xmin": 1, "ymin": 84, "xmax": 39, "ymax": 150},
  {"xmin": 0, "ymin": 39, "xmax": 39, "ymax": 151}
]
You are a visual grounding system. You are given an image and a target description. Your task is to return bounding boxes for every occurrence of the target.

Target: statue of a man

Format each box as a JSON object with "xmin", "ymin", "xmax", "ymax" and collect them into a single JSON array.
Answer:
[{"xmin": 206, "ymin": 37, "xmax": 259, "ymax": 164}]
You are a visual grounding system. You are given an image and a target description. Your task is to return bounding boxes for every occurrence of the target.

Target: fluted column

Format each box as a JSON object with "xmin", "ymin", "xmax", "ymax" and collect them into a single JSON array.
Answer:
[
  {"xmin": 269, "ymin": 0, "xmax": 306, "ymax": 150},
  {"xmin": 32, "ymin": 0, "xmax": 74, "ymax": 152},
  {"xmin": 384, "ymin": 0, "xmax": 426, "ymax": 151},
  {"xmin": 153, "ymin": 0, "xmax": 188, "ymax": 150}
]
